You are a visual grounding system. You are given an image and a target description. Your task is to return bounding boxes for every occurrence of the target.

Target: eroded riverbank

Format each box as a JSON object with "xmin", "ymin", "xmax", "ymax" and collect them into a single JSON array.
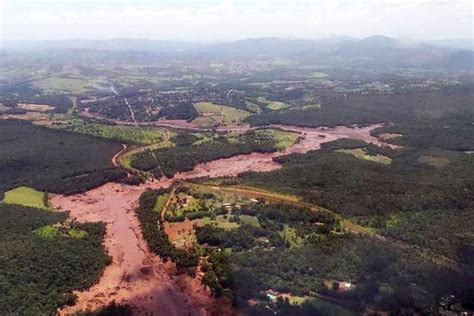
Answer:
[{"xmin": 51, "ymin": 123, "xmax": 394, "ymax": 315}]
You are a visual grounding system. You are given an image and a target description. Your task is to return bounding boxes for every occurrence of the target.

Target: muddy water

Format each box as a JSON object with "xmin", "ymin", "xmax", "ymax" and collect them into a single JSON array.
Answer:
[{"xmin": 51, "ymin": 123, "xmax": 393, "ymax": 315}]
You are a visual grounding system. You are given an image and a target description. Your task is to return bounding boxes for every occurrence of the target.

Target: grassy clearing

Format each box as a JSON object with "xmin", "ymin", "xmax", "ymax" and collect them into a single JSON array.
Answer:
[
  {"xmin": 200, "ymin": 183, "xmax": 301, "ymax": 204},
  {"xmin": 53, "ymin": 119, "xmax": 167, "ymax": 145},
  {"xmin": 2, "ymin": 187, "xmax": 47, "ymax": 209},
  {"xmin": 193, "ymin": 102, "xmax": 251, "ymax": 126},
  {"xmin": 267, "ymin": 101, "xmax": 291, "ymax": 111},
  {"xmin": 379, "ymin": 133, "xmax": 403, "ymax": 141},
  {"xmin": 68, "ymin": 228, "xmax": 89, "ymax": 239},
  {"xmin": 282, "ymin": 224, "xmax": 304, "ymax": 248},
  {"xmin": 34, "ymin": 225, "xmax": 60, "ymax": 240},
  {"xmin": 255, "ymin": 128, "xmax": 298, "ymax": 150},
  {"xmin": 191, "ymin": 132, "xmax": 216, "ymax": 145},
  {"xmin": 252, "ymin": 96, "xmax": 291, "ymax": 111},
  {"xmin": 17, "ymin": 103, "xmax": 55, "ymax": 112},
  {"xmin": 245, "ymin": 101, "xmax": 262, "ymax": 113},
  {"xmin": 239, "ymin": 215, "xmax": 260, "ymax": 227},
  {"xmin": 300, "ymin": 104, "xmax": 321, "ymax": 110},
  {"xmin": 33, "ymin": 76, "xmax": 106, "ymax": 94},
  {"xmin": 154, "ymin": 193, "xmax": 170, "ymax": 213},
  {"xmin": 337, "ymin": 148, "xmax": 392, "ymax": 165},
  {"xmin": 35, "ymin": 225, "xmax": 89, "ymax": 240},
  {"xmin": 200, "ymin": 216, "xmax": 240, "ymax": 230}
]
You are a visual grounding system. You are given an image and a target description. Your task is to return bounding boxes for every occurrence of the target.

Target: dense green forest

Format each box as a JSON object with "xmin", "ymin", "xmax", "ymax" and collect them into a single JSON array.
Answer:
[
  {"xmin": 130, "ymin": 130, "xmax": 277, "ymax": 178},
  {"xmin": 0, "ymin": 204, "xmax": 110, "ymax": 314},
  {"xmin": 193, "ymin": 202, "xmax": 473, "ymax": 314},
  {"xmin": 0, "ymin": 120, "xmax": 125, "ymax": 198},
  {"xmin": 240, "ymin": 139, "xmax": 474, "ymax": 263}
]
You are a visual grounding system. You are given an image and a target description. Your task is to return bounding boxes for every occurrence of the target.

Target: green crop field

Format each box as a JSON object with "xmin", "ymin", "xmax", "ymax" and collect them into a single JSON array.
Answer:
[
  {"xmin": 255, "ymin": 128, "xmax": 298, "ymax": 150},
  {"xmin": 154, "ymin": 193, "xmax": 170, "ymax": 213},
  {"xmin": 33, "ymin": 76, "xmax": 107, "ymax": 94},
  {"xmin": 2, "ymin": 187, "xmax": 47, "ymax": 209},
  {"xmin": 34, "ymin": 225, "xmax": 60, "ymax": 240},
  {"xmin": 193, "ymin": 102, "xmax": 251, "ymax": 126},
  {"xmin": 239, "ymin": 215, "xmax": 260, "ymax": 227},
  {"xmin": 336, "ymin": 148, "xmax": 392, "ymax": 164},
  {"xmin": 53, "ymin": 119, "xmax": 167, "ymax": 145}
]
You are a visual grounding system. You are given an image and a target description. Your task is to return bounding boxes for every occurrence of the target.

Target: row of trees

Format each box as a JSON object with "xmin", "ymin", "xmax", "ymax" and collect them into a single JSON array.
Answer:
[{"xmin": 135, "ymin": 189, "xmax": 199, "ymax": 269}]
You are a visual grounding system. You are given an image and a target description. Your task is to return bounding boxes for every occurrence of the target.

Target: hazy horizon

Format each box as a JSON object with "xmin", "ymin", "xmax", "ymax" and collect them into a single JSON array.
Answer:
[
  {"xmin": 2, "ymin": 34, "xmax": 473, "ymax": 44},
  {"xmin": 1, "ymin": 0, "xmax": 472, "ymax": 42}
]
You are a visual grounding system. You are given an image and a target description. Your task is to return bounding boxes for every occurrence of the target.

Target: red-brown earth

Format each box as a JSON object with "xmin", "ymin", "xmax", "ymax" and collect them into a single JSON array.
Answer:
[{"xmin": 51, "ymin": 123, "xmax": 394, "ymax": 315}]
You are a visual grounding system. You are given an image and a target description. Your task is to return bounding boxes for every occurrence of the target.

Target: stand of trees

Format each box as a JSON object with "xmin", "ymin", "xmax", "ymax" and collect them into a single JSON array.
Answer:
[
  {"xmin": 0, "ymin": 120, "xmax": 126, "ymax": 198},
  {"xmin": 0, "ymin": 204, "xmax": 110, "ymax": 314}
]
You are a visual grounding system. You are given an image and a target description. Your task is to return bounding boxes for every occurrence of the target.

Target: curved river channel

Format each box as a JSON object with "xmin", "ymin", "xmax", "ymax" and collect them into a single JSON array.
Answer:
[{"xmin": 51, "ymin": 123, "xmax": 394, "ymax": 316}]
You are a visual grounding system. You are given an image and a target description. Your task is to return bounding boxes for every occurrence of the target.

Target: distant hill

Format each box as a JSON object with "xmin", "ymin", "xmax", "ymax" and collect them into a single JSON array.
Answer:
[
  {"xmin": 1, "ymin": 38, "xmax": 200, "ymax": 52},
  {"xmin": 2, "ymin": 36, "xmax": 473, "ymax": 70},
  {"xmin": 295, "ymin": 35, "xmax": 474, "ymax": 69},
  {"xmin": 430, "ymin": 39, "xmax": 474, "ymax": 51}
]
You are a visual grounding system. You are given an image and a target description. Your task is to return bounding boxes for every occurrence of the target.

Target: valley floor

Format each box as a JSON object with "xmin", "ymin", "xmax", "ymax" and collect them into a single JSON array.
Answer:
[{"xmin": 51, "ymin": 123, "xmax": 389, "ymax": 315}]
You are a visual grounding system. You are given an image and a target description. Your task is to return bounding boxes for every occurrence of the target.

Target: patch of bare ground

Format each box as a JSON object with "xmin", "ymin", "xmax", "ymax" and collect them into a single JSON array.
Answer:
[
  {"xmin": 17, "ymin": 102, "xmax": 55, "ymax": 112},
  {"xmin": 51, "ymin": 123, "xmax": 391, "ymax": 315},
  {"xmin": 164, "ymin": 220, "xmax": 198, "ymax": 249}
]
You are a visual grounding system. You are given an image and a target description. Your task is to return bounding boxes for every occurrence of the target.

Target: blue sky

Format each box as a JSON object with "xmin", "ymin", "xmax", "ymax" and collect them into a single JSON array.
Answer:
[{"xmin": 1, "ymin": 0, "xmax": 472, "ymax": 41}]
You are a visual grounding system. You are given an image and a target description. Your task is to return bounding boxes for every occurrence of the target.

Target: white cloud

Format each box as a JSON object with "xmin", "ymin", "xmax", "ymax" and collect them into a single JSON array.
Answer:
[{"xmin": 1, "ymin": 0, "xmax": 472, "ymax": 41}]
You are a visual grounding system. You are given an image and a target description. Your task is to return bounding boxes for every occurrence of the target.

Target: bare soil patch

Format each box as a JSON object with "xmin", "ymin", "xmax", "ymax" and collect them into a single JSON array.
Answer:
[{"xmin": 17, "ymin": 103, "xmax": 55, "ymax": 112}]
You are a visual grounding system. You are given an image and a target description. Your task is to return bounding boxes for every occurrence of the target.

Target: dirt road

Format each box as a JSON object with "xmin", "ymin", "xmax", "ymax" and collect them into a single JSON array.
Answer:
[{"xmin": 111, "ymin": 144, "xmax": 127, "ymax": 167}]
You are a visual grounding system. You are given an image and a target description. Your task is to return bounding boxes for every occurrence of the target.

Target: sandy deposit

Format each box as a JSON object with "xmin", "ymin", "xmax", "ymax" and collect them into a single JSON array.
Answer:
[{"xmin": 51, "ymin": 123, "xmax": 394, "ymax": 315}]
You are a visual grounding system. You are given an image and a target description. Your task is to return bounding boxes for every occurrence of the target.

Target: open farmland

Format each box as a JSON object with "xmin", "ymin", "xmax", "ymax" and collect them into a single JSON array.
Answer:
[
  {"xmin": 52, "ymin": 118, "xmax": 168, "ymax": 145},
  {"xmin": 193, "ymin": 102, "xmax": 251, "ymax": 126},
  {"xmin": 2, "ymin": 186, "xmax": 48, "ymax": 209}
]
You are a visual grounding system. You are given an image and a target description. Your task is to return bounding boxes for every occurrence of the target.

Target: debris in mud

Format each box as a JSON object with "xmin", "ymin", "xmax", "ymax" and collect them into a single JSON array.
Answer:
[{"xmin": 140, "ymin": 266, "xmax": 152, "ymax": 274}]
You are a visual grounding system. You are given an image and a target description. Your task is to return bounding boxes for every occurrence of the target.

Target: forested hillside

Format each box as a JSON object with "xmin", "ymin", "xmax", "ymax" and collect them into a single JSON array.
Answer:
[{"xmin": 0, "ymin": 120, "xmax": 125, "ymax": 198}]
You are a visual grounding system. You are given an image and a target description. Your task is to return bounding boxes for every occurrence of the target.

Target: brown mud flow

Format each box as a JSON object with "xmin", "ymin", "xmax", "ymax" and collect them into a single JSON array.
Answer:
[{"xmin": 51, "ymin": 123, "xmax": 393, "ymax": 315}]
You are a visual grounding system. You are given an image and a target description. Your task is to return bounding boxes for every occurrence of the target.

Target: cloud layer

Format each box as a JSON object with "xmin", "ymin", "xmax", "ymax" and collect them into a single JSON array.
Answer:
[{"xmin": 1, "ymin": 0, "xmax": 473, "ymax": 41}]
